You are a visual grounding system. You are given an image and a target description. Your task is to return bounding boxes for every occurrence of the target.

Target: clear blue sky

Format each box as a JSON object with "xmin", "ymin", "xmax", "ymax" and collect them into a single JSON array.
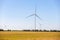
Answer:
[{"xmin": 0, "ymin": 0, "xmax": 60, "ymax": 30}]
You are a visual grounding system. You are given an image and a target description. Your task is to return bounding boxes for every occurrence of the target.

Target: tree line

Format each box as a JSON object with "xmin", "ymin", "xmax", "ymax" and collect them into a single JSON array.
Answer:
[{"xmin": 0, "ymin": 29, "xmax": 60, "ymax": 32}]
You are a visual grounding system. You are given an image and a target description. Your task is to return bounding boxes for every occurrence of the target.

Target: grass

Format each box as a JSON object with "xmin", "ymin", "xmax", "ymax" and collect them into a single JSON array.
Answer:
[{"xmin": 0, "ymin": 31, "xmax": 60, "ymax": 40}]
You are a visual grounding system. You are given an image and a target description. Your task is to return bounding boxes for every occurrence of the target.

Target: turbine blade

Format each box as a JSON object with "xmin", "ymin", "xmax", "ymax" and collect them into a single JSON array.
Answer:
[
  {"xmin": 26, "ymin": 14, "xmax": 34, "ymax": 18},
  {"xmin": 39, "ymin": 23, "xmax": 42, "ymax": 26},
  {"xmin": 36, "ymin": 14, "xmax": 42, "ymax": 20}
]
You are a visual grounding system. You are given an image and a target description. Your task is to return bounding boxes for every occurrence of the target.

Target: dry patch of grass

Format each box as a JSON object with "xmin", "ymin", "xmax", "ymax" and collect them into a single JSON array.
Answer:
[{"xmin": 0, "ymin": 31, "xmax": 60, "ymax": 40}]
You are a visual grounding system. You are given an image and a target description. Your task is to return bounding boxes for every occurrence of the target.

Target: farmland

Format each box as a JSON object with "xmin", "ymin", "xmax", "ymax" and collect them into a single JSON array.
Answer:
[{"xmin": 0, "ymin": 31, "xmax": 60, "ymax": 40}]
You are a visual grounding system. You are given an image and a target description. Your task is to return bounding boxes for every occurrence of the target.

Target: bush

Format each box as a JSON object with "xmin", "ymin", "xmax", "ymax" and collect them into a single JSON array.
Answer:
[
  {"xmin": 23, "ymin": 30, "xmax": 31, "ymax": 31},
  {"xmin": 43, "ymin": 30, "xmax": 49, "ymax": 32},
  {"xmin": 7, "ymin": 29, "xmax": 11, "ymax": 31}
]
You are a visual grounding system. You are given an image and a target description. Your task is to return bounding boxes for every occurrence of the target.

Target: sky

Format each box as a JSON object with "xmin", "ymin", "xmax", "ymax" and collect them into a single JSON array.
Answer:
[{"xmin": 0, "ymin": 0, "xmax": 60, "ymax": 30}]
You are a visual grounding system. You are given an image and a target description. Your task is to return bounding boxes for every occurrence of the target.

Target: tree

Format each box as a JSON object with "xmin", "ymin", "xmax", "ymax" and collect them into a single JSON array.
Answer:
[{"xmin": 0, "ymin": 29, "xmax": 4, "ymax": 31}]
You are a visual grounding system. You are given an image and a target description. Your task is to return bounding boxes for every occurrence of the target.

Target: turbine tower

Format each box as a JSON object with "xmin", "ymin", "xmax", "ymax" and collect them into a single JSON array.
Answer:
[{"xmin": 26, "ymin": 5, "xmax": 41, "ymax": 30}]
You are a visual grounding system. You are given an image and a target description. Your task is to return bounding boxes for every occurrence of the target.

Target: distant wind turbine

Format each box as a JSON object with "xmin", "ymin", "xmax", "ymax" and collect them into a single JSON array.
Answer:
[{"xmin": 26, "ymin": 5, "xmax": 42, "ymax": 30}]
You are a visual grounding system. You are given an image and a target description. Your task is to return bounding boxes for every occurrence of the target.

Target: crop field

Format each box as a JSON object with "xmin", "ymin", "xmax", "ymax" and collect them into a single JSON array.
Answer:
[{"xmin": 0, "ymin": 31, "xmax": 60, "ymax": 40}]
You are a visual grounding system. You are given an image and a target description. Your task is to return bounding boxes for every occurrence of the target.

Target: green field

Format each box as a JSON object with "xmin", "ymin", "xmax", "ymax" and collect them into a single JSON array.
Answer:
[{"xmin": 0, "ymin": 31, "xmax": 60, "ymax": 40}]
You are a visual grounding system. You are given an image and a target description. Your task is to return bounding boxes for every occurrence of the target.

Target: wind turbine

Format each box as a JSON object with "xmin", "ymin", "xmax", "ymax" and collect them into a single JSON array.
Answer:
[{"xmin": 26, "ymin": 5, "xmax": 42, "ymax": 31}]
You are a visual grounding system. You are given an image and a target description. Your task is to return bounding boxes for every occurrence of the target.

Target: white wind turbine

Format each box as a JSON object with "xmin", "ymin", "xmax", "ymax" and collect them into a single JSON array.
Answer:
[{"xmin": 26, "ymin": 5, "xmax": 42, "ymax": 30}]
